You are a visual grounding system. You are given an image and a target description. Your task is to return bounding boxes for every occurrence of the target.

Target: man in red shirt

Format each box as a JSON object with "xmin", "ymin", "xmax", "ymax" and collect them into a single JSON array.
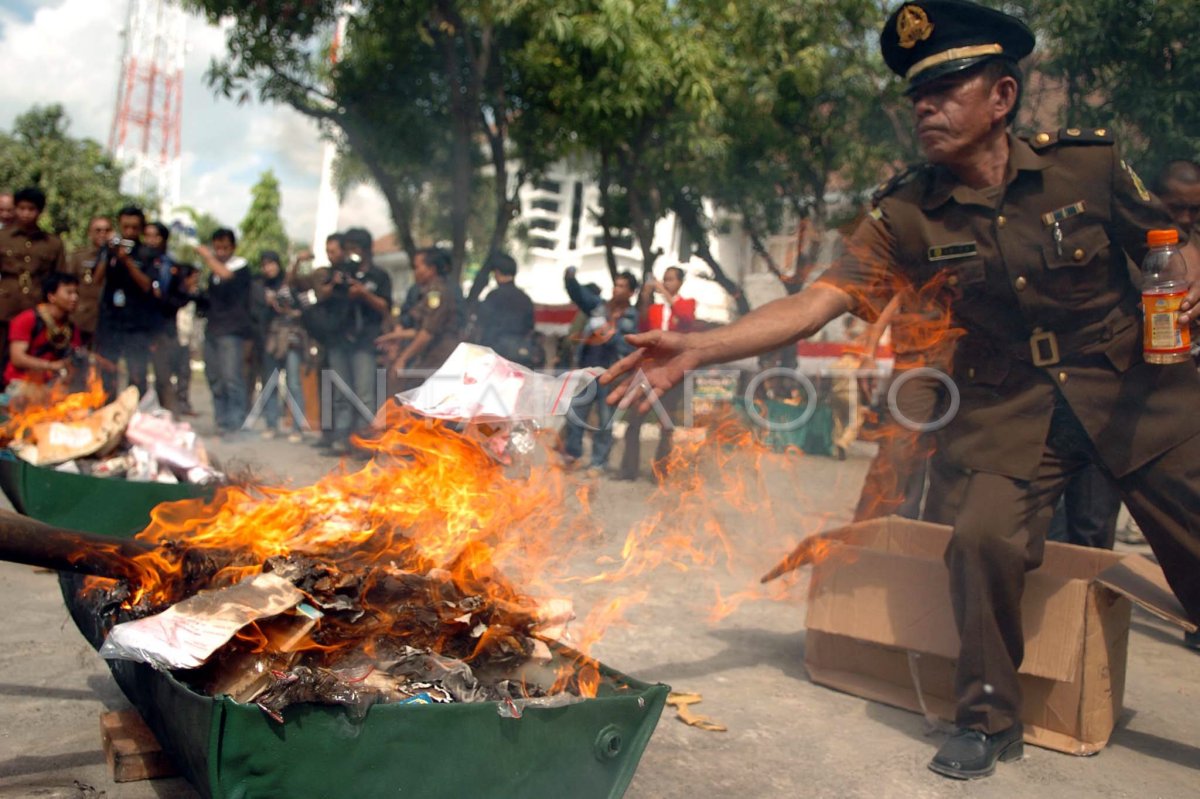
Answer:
[
  {"xmin": 4, "ymin": 272, "xmax": 82, "ymax": 390},
  {"xmin": 616, "ymin": 267, "xmax": 696, "ymax": 481}
]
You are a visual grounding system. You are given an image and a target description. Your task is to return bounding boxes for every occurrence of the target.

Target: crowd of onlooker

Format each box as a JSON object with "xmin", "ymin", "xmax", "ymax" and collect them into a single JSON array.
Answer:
[{"xmin": 0, "ymin": 185, "xmax": 567, "ymax": 459}]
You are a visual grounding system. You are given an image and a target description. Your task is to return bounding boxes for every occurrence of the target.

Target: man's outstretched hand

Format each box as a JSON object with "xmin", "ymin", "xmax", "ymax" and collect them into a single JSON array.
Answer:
[{"xmin": 600, "ymin": 330, "xmax": 700, "ymax": 412}]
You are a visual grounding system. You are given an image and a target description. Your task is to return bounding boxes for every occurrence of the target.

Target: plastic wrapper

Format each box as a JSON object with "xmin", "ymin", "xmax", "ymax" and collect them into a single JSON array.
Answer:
[
  {"xmin": 126, "ymin": 445, "xmax": 158, "ymax": 482},
  {"xmin": 397, "ymin": 343, "xmax": 601, "ymax": 423},
  {"xmin": 125, "ymin": 393, "xmax": 212, "ymax": 473},
  {"xmin": 99, "ymin": 573, "xmax": 305, "ymax": 670}
]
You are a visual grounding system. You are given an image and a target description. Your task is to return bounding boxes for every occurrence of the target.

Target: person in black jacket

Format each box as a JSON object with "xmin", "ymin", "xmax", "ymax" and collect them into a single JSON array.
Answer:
[
  {"xmin": 143, "ymin": 221, "xmax": 198, "ymax": 412},
  {"xmin": 476, "ymin": 251, "xmax": 537, "ymax": 367},
  {"xmin": 196, "ymin": 228, "xmax": 254, "ymax": 435},
  {"xmin": 95, "ymin": 206, "xmax": 160, "ymax": 399}
]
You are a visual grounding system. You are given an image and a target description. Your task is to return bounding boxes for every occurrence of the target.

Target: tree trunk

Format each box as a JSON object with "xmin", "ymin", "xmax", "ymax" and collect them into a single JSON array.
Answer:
[
  {"xmin": 596, "ymin": 150, "xmax": 620, "ymax": 283},
  {"xmin": 338, "ymin": 118, "xmax": 418, "ymax": 262},
  {"xmin": 674, "ymin": 196, "xmax": 750, "ymax": 316}
]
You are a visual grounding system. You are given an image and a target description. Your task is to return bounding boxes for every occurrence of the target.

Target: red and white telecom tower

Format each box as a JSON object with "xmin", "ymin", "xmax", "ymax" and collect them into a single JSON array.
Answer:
[{"xmin": 109, "ymin": 0, "xmax": 188, "ymax": 214}]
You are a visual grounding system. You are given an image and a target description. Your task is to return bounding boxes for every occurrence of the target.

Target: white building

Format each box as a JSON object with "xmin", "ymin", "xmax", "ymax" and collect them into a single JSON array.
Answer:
[{"xmin": 348, "ymin": 158, "xmax": 851, "ymax": 334}]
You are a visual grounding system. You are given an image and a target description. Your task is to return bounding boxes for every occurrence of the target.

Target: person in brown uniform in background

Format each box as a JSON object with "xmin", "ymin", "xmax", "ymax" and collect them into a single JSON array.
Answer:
[
  {"xmin": 378, "ymin": 247, "xmax": 460, "ymax": 394},
  {"xmin": 1157, "ymin": 160, "xmax": 1200, "ymax": 239},
  {"xmin": 64, "ymin": 216, "xmax": 112, "ymax": 348},
  {"xmin": 0, "ymin": 188, "xmax": 66, "ymax": 385},
  {"xmin": 0, "ymin": 191, "xmax": 15, "ymax": 229},
  {"xmin": 603, "ymin": 0, "xmax": 1200, "ymax": 781}
]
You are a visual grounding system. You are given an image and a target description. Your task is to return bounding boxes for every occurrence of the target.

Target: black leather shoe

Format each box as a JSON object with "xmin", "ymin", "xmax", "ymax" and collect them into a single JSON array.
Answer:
[{"xmin": 928, "ymin": 724, "xmax": 1024, "ymax": 780}]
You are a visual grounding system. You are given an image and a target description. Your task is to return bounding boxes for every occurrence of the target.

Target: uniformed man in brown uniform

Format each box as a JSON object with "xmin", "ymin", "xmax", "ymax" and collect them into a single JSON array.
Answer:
[
  {"xmin": 0, "ymin": 187, "xmax": 67, "ymax": 380},
  {"xmin": 602, "ymin": 0, "xmax": 1200, "ymax": 780},
  {"xmin": 379, "ymin": 247, "xmax": 461, "ymax": 394},
  {"xmin": 64, "ymin": 215, "xmax": 113, "ymax": 345}
]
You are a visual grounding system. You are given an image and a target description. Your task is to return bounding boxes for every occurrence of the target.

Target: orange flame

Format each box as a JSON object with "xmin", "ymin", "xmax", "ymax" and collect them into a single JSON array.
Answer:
[{"xmin": 0, "ymin": 371, "xmax": 106, "ymax": 444}]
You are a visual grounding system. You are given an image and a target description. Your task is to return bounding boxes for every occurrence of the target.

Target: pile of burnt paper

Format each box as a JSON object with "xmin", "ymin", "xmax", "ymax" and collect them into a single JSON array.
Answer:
[{"xmin": 97, "ymin": 553, "xmax": 581, "ymax": 721}]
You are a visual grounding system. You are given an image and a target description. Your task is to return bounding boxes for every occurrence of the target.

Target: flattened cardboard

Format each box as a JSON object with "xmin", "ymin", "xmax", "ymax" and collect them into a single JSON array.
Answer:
[
  {"xmin": 800, "ymin": 516, "xmax": 1177, "ymax": 755},
  {"xmin": 1096, "ymin": 554, "xmax": 1197, "ymax": 633}
]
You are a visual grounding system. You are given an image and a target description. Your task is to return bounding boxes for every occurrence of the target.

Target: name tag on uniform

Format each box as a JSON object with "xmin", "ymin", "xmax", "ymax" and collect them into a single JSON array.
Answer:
[
  {"xmin": 927, "ymin": 242, "xmax": 978, "ymax": 262},
  {"xmin": 1041, "ymin": 201, "xmax": 1087, "ymax": 227}
]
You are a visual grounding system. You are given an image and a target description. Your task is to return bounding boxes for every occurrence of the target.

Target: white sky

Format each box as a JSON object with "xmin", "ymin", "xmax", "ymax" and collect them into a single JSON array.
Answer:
[{"xmin": 0, "ymin": 0, "xmax": 353, "ymax": 242}]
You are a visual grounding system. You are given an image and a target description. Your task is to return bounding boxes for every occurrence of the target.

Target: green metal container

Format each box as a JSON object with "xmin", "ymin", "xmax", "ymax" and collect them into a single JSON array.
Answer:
[
  {"xmin": 0, "ymin": 450, "xmax": 214, "ymax": 537},
  {"xmin": 13, "ymin": 449, "xmax": 669, "ymax": 799},
  {"xmin": 63, "ymin": 575, "xmax": 669, "ymax": 799}
]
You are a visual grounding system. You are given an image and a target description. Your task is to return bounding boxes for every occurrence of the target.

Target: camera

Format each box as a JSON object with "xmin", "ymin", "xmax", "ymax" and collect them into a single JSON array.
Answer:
[{"xmin": 108, "ymin": 235, "xmax": 136, "ymax": 253}]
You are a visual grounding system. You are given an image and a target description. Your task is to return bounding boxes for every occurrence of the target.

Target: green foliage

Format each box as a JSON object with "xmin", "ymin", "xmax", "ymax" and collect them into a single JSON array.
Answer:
[
  {"xmin": 0, "ymin": 105, "xmax": 141, "ymax": 250},
  {"xmin": 1029, "ymin": 0, "xmax": 1200, "ymax": 178},
  {"xmin": 238, "ymin": 170, "xmax": 291, "ymax": 265},
  {"xmin": 168, "ymin": 205, "xmax": 227, "ymax": 267}
]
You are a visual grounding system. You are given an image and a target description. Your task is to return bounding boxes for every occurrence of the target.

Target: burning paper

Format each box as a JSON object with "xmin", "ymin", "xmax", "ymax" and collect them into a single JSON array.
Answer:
[
  {"xmin": 12, "ymin": 386, "xmax": 138, "ymax": 466},
  {"xmin": 100, "ymin": 573, "xmax": 305, "ymax": 670},
  {"xmin": 397, "ymin": 343, "xmax": 601, "ymax": 422}
]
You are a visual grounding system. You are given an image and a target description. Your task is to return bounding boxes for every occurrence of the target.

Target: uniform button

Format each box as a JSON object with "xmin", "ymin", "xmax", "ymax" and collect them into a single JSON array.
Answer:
[
  {"xmin": 23, "ymin": 256, "xmax": 30, "ymax": 263},
  {"xmin": 1073, "ymin": 248, "xmax": 1085, "ymax": 262},
  {"xmin": 997, "ymin": 215, "xmax": 1007, "ymax": 228},
  {"xmin": 1058, "ymin": 372, "xmax": 1069, "ymax": 384},
  {"xmin": 1095, "ymin": 128, "xmax": 1107, "ymax": 137},
  {"xmin": 1035, "ymin": 132, "xmax": 1051, "ymax": 144},
  {"xmin": 1014, "ymin": 276, "xmax": 1027, "ymax": 291},
  {"xmin": 1066, "ymin": 128, "xmax": 1081, "ymax": 137},
  {"xmin": 947, "ymin": 275, "xmax": 959, "ymax": 287},
  {"xmin": 967, "ymin": 368, "xmax": 976, "ymax": 379},
  {"xmin": 24, "ymin": 241, "xmax": 31, "ymax": 248}
]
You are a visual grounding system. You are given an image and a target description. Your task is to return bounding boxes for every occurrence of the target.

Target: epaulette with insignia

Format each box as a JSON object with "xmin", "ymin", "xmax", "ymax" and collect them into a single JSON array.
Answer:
[
  {"xmin": 871, "ymin": 164, "xmax": 925, "ymax": 207},
  {"xmin": 1029, "ymin": 127, "xmax": 1114, "ymax": 150}
]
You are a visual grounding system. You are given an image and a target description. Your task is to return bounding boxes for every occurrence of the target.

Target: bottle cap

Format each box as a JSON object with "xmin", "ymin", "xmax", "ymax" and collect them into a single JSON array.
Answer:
[{"xmin": 1147, "ymin": 229, "xmax": 1179, "ymax": 247}]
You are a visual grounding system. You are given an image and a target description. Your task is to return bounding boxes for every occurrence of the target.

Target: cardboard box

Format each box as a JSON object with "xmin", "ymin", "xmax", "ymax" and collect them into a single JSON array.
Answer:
[{"xmin": 790, "ymin": 517, "xmax": 1195, "ymax": 755}]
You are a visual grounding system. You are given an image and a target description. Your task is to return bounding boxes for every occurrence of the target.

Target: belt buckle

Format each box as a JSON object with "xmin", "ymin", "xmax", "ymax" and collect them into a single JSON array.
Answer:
[{"xmin": 1030, "ymin": 328, "xmax": 1060, "ymax": 367}]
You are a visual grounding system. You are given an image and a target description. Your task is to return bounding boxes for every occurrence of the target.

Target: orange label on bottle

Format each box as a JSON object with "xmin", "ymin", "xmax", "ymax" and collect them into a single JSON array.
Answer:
[{"xmin": 1142, "ymin": 289, "xmax": 1192, "ymax": 354}]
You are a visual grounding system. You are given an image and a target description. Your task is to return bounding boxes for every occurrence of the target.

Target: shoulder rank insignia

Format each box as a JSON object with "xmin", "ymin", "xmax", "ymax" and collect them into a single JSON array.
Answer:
[
  {"xmin": 928, "ymin": 242, "xmax": 978, "ymax": 262},
  {"xmin": 1059, "ymin": 127, "xmax": 1113, "ymax": 144},
  {"xmin": 427, "ymin": 290, "xmax": 442, "ymax": 309},
  {"xmin": 1121, "ymin": 160, "xmax": 1152, "ymax": 202}
]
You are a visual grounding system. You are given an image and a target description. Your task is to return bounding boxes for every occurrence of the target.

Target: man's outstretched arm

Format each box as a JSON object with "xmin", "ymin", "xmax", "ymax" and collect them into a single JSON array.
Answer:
[{"xmin": 601, "ymin": 282, "xmax": 854, "ymax": 411}]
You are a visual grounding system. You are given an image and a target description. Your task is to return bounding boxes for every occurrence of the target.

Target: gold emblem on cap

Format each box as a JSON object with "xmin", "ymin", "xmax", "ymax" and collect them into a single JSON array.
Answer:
[{"xmin": 897, "ymin": 5, "xmax": 934, "ymax": 49}]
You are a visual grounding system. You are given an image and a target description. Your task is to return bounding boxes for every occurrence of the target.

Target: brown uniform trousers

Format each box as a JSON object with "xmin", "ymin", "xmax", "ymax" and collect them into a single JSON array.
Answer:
[
  {"xmin": 0, "ymin": 225, "xmax": 67, "ymax": 377},
  {"xmin": 825, "ymin": 129, "xmax": 1200, "ymax": 734}
]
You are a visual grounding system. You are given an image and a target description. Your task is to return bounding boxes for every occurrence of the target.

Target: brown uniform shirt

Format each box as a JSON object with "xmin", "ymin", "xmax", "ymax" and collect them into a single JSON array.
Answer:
[
  {"xmin": 822, "ymin": 130, "xmax": 1200, "ymax": 480},
  {"xmin": 64, "ymin": 245, "xmax": 105, "ymax": 334},
  {"xmin": 407, "ymin": 276, "xmax": 461, "ymax": 371},
  {"xmin": 0, "ymin": 225, "xmax": 67, "ymax": 321}
]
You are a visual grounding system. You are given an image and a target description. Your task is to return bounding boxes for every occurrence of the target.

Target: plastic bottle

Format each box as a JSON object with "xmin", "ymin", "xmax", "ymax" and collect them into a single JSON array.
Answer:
[{"xmin": 1141, "ymin": 229, "xmax": 1191, "ymax": 364}]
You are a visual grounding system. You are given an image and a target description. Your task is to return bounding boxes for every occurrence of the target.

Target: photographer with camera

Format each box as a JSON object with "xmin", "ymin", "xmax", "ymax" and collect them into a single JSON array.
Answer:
[
  {"xmin": 257, "ymin": 249, "xmax": 314, "ymax": 442},
  {"xmin": 0, "ymin": 187, "xmax": 67, "ymax": 385},
  {"xmin": 94, "ymin": 206, "xmax": 159, "ymax": 400},
  {"xmin": 4, "ymin": 272, "xmax": 83, "ymax": 395},
  {"xmin": 318, "ymin": 228, "xmax": 391, "ymax": 455}
]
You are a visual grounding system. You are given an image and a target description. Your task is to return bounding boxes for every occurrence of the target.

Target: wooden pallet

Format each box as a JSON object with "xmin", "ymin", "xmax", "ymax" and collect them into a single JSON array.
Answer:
[{"xmin": 99, "ymin": 709, "xmax": 179, "ymax": 782}]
